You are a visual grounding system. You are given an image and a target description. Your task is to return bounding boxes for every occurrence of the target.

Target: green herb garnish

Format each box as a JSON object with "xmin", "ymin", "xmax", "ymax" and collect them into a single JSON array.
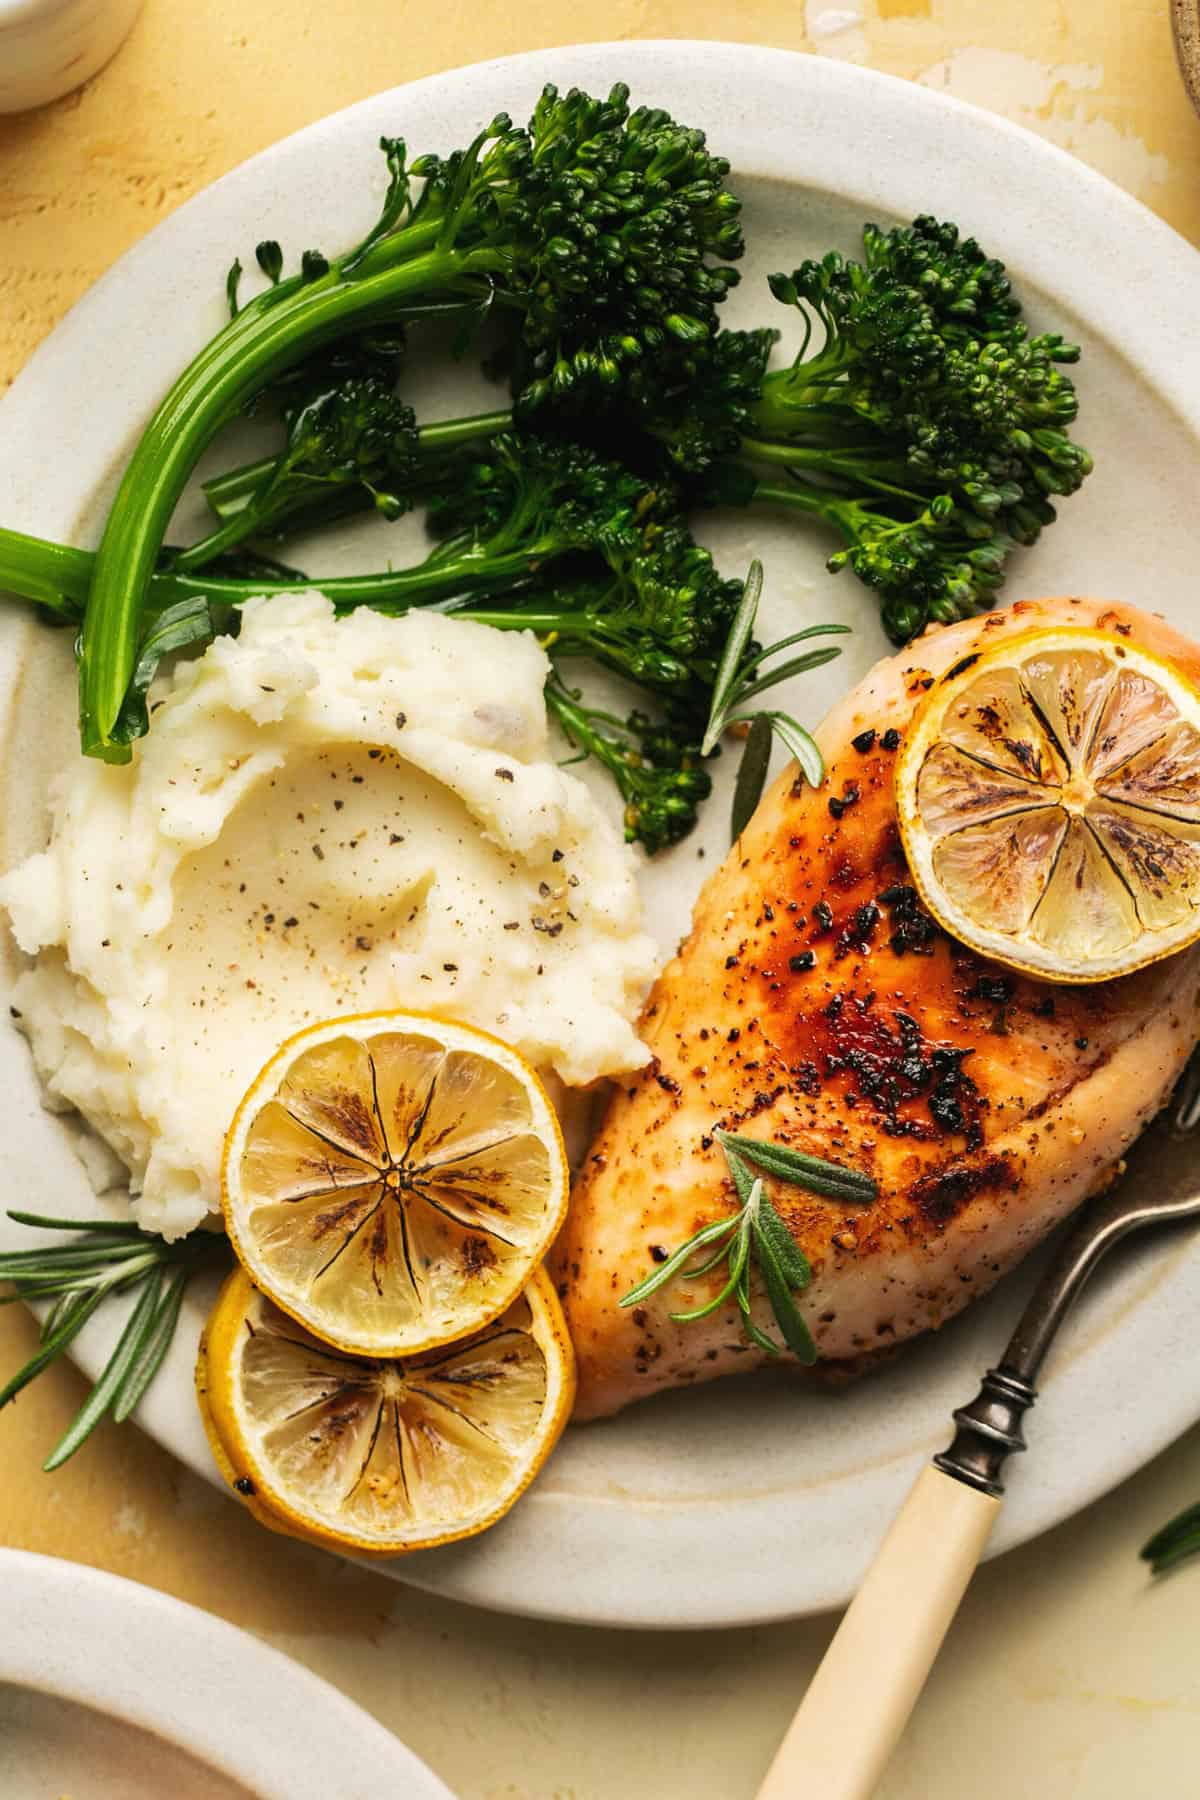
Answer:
[
  {"xmin": 1141, "ymin": 1505, "xmax": 1200, "ymax": 1576},
  {"xmin": 0, "ymin": 1212, "xmax": 229, "ymax": 1469},
  {"xmin": 619, "ymin": 1128, "xmax": 876, "ymax": 1359},
  {"xmin": 700, "ymin": 560, "xmax": 847, "ymax": 840}
]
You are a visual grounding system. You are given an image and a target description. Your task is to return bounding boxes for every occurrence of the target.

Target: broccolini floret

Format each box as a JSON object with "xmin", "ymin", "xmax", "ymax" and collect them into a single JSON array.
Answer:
[
  {"xmin": 545, "ymin": 683, "xmax": 711, "ymax": 855},
  {"xmin": 179, "ymin": 373, "xmax": 421, "ymax": 570},
  {"xmin": 78, "ymin": 83, "xmax": 744, "ymax": 760},
  {"xmin": 407, "ymin": 436, "xmax": 743, "ymax": 696},
  {"xmin": 202, "ymin": 214, "xmax": 1089, "ymax": 646},
  {"xmin": 656, "ymin": 217, "xmax": 1092, "ymax": 640}
]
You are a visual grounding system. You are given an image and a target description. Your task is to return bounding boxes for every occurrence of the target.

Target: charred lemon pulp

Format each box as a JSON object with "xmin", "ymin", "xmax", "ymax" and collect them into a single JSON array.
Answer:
[
  {"xmin": 199, "ymin": 1266, "xmax": 574, "ymax": 1554},
  {"xmin": 222, "ymin": 1012, "xmax": 568, "ymax": 1356},
  {"xmin": 897, "ymin": 628, "xmax": 1200, "ymax": 981}
]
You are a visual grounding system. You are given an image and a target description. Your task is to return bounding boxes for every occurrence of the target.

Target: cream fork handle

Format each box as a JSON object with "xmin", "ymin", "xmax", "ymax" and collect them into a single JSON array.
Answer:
[{"xmin": 754, "ymin": 1464, "xmax": 1000, "ymax": 1800}]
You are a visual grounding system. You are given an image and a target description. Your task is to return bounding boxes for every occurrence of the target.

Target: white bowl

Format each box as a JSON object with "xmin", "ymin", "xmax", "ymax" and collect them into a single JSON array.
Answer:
[
  {"xmin": 0, "ymin": 1549, "xmax": 456, "ymax": 1799},
  {"xmin": 0, "ymin": 0, "xmax": 143, "ymax": 113}
]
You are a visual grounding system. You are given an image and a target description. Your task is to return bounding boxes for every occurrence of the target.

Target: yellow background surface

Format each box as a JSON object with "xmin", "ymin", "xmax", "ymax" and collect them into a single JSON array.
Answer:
[{"xmin": 3, "ymin": 5, "xmax": 1200, "ymax": 1797}]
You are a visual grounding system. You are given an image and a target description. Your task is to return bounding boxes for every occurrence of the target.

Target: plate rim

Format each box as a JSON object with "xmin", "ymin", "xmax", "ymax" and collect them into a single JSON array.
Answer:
[
  {"xmin": 2, "ymin": 40, "xmax": 1200, "ymax": 1630},
  {"xmin": 0, "ymin": 1547, "xmax": 454, "ymax": 1798}
]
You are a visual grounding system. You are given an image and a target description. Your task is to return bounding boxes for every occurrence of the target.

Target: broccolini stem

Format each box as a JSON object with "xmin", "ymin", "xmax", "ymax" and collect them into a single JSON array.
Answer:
[
  {"xmin": 749, "ymin": 478, "xmax": 925, "ymax": 553},
  {"xmin": 737, "ymin": 438, "xmax": 929, "ymax": 503},
  {"xmin": 0, "ymin": 522, "xmax": 702, "ymax": 707},
  {"xmin": 202, "ymin": 456, "xmax": 303, "ymax": 524},
  {"xmin": 414, "ymin": 410, "xmax": 515, "ymax": 455},
  {"xmin": 0, "ymin": 525, "xmax": 576, "ymax": 626},
  {"xmin": 172, "ymin": 511, "xmax": 265, "ymax": 572},
  {"xmin": 0, "ymin": 529, "xmax": 92, "ymax": 616},
  {"xmin": 544, "ymin": 680, "xmax": 625, "ymax": 764},
  {"xmin": 177, "ymin": 472, "xmax": 401, "ymax": 574},
  {"xmin": 745, "ymin": 347, "xmax": 861, "ymax": 434},
  {"xmin": 744, "ymin": 480, "xmax": 838, "ymax": 521},
  {"xmin": 79, "ymin": 242, "xmax": 485, "ymax": 761},
  {"xmin": 351, "ymin": 212, "xmax": 450, "ymax": 276},
  {"xmin": 434, "ymin": 605, "xmax": 602, "ymax": 636}
]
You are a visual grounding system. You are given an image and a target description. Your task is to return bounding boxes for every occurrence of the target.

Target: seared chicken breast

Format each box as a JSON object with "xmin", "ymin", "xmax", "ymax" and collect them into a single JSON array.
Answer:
[{"xmin": 560, "ymin": 598, "xmax": 1200, "ymax": 1419}]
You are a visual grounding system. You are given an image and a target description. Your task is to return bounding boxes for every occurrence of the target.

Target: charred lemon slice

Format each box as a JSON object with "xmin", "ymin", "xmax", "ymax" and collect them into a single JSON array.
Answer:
[
  {"xmin": 197, "ymin": 1265, "xmax": 574, "ymax": 1554},
  {"xmin": 896, "ymin": 627, "xmax": 1200, "ymax": 982},
  {"xmin": 222, "ymin": 1012, "xmax": 568, "ymax": 1356}
]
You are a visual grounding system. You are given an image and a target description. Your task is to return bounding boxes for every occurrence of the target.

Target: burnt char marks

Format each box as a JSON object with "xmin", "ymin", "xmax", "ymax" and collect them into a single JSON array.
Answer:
[
  {"xmin": 879, "ymin": 885, "xmax": 939, "ymax": 957},
  {"xmin": 909, "ymin": 1155, "xmax": 1016, "ymax": 1228},
  {"xmin": 461, "ymin": 1234, "xmax": 498, "ymax": 1278},
  {"xmin": 816, "ymin": 999, "xmax": 985, "ymax": 1147},
  {"xmin": 836, "ymin": 902, "xmax": 880, "ymax": 959}
]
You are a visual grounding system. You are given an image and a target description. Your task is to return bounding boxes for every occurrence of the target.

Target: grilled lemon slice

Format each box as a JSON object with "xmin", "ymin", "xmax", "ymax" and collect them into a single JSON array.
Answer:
[
  {"xmin": 222, "ymin": 1012, "xmax": 568, "ymax": 1356},
  {"xmin": 896, "ymin": 627, "xmax": 1200, "ymax": 982},
  {"xmin": 197, "ymin": 1265, "xmax": 574, "ymax": 1554}
]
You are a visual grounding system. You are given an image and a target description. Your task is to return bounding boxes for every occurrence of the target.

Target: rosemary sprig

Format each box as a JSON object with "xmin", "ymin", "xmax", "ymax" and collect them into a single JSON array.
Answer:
[
  {"xmin": 620, "ymin": 1129, "xmax": 877, "ymax": 1360},
  {"xmin": 702, "ymin": 560, "xmax": 848, "ymax": 840},
  {"xmin": 0, "ymin": 1211, "xmax": 230, "ymax": 1469}
]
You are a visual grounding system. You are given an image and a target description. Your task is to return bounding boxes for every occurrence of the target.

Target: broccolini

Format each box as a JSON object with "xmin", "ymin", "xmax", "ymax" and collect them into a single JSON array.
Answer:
[{"xmin": 78, "ymin": 83, "xmax": 743, "ymax": 760}]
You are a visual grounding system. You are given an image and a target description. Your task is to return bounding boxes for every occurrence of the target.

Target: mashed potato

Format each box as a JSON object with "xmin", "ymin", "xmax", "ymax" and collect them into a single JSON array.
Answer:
[{"xmin": 1, "ymin": 594, "xmax": 657, "ymax": 1238}]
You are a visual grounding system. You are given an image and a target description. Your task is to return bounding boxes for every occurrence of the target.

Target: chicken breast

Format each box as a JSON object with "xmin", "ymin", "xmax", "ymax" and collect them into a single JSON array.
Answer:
[{"xmin": 560, "ymin": 597, "xmax": 1200, "ymax": 1420}]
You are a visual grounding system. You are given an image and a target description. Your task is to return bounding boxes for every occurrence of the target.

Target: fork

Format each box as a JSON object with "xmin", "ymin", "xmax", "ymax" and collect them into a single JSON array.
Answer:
[{"xmin": 755, "ymin": 1064, "xmax": 1200, "ymax": 1800}]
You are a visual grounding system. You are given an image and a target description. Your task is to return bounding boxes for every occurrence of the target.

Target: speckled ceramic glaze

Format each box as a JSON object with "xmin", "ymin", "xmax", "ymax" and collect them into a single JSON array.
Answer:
[
  {"xmin": 1, "ymin": 43, "xmax": 1199, "ymax": 1629},
  {"xmin": 0, "ymin": 1549, "xmax": 454, "ymax": 1797}
]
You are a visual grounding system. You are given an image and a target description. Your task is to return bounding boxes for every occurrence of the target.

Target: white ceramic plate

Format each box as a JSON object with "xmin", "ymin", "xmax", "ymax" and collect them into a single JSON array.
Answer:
[
  {"xmin": 2, "ymin": 42, "xmax": 1199, "ymax": 1630},
  {"xmin": 0, "ymin": 1548, "xmax": 454, "ymax": 1798}
]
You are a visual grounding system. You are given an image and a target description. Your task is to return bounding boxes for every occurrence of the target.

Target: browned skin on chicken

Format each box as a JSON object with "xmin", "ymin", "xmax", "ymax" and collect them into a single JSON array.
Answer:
[{"xmin": 559, "ymin": 598, "xmax": 1200, "ymax": 1420}]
